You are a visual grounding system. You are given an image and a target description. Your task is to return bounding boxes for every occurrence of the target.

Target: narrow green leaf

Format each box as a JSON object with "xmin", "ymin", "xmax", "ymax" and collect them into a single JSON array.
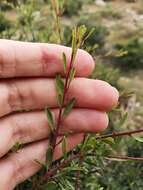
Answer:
[
  {"xmin": 57, "ymin": 94, "xmax": 63, "ymax": 107},
  {"xmin": 62, "ymin": 98, "xmax": 76, "ymax": 118},
  {"xmin": 116, "ymin": 112, "xmax": 128, "ymax": 128},
  {"xmin": 72, "ymin": 49, "xmax": 78, "ymax": 65},
  {"xmin": 34, "ymin": 159, "xmax": 48, "ymax": 170},
  {"xmin": 85, "ymin": 27, "xmax": 95, "ymax": 41},
  {"xmin": 56, "ymin": 74, "xmax": 64, "ymax": 96},
  {"xmin": 71, "ymin": 27, "xmax": 79, "ymax": 65},
  {"xmin": 11, "ymin": 142, "xmax": 22, "ymax": 153},
  {"xmin": 69, "ymin": 67, "xmax": 76, "ymax": 83},
  {"xmin": 65, "ymin": 179, "xmax": 75, "ymax": 189},
  {"xmin": 56, "ymin": 74, "xmax": 64, "ymax": 107},
  {"xmin": 91, "ymin": 43, "xmax": 99, "ymax": 51},
  {"xmin": 72, "ymin": 27, "xmax": 77, "ymax": 52},
  {"xmin": 56, "ymin": 0, "xmax": 60, "ymax": 12},
  {"xmin": 44, "ymin": 181, "xmax": 57, "ymax": 189},
  {"xmin": 45, "ymin": 108, "xmax": 54, "ymax": 131},
  {"xmin": 62, "ymin": 52, "xmax": 67, "ymax": 73},
  {"xmin": 103, "ymin": 137, "xmax": 115, "ymax": 145},
  {"xmin": 77, "ymin": 25, "xmax": 87, "ymax": 47},
  {"xmin": 132, "ymin": 133, "xmax": 143, "ymax": 143},
  {"xmin": 81, "ymin": 134, "xmax": 90, "ymax": 152},
  {"xmin": 62, "ymin": 136, "xmax": 67, "ymax": 155},
  {"xmin": 78, "ymin": 25, "xmax": 87, "ymax": 39},
  {"xmin": 46, "ymin": 145, "xmax": 53, "ymax": 166}
]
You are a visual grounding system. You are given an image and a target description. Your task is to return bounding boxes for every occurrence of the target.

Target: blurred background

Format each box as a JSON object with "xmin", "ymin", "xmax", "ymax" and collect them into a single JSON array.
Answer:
[{"xmin": 0, "ymin": 0, "xmax": 143, "ymax": 189}]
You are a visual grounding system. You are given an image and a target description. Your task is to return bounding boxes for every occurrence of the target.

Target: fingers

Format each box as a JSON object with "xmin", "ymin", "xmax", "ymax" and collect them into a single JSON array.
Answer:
[
  {"xmin": 0, "ymin": 134, "xmax": 83, "ymax": 189},
  {"xmin": 0, "ymin": 109, "xmax": 108, "ymax": 158},
  {"xmin": 0, "ymin": 40, "xmax": 95, "ymax": 78},
  {"xmin": 0, "ymin": 78, "xmax": 119, "ymax": 117}
]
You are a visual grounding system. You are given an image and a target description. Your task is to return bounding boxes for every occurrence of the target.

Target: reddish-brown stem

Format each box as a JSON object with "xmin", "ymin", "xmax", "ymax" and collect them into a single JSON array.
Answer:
[
  {"xmin": 28, "ymin": 130, "xmax": 143, "ymax": 190},
  {"xmin": 29, "ymin": 153, "xmax": 143, "ymax": 189},
  {"xmin": 75, "ymin": 156, "xmax": 84, "ymax": 190},
  {"xmin": 28, "ymin": 152, "xmax": 82, "ymax": 190},
  {"xmin": 96, "ymin": 128, "xmax": 143, "ymax": 140},
  {"xmin": 29, "ymin": 26, "xmax": 76, "ymax": 188},
  {"xmin": 33, "ymin": 152, "xmax": 143, "ymax": 186},
  {"xmin": 51, "ymin": 51, "xmax": 75, "ymax": 154},
  {"xmin": 45, "ymin": 152, "xmax": 81, "ymax": 178},
  {"xmin": 106, "ymin": 155, "xmax": 143, "ymax": 161},
  {"xmin": 51, "ymin": 128, "xmax": 143, "ymax": 169}
]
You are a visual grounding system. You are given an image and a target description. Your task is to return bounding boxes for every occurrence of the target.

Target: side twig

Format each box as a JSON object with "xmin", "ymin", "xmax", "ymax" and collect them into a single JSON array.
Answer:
[
  {"xmin": 105, "ymin": 155, "xmax": 143, "ymax": 161},
  {"xmin": 96, "ymin": 128, "xmax": 143, "ymax": 140}
]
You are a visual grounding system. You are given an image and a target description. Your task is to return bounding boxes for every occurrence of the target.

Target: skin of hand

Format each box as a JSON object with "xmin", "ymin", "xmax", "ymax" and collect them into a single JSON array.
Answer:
[{"xmin": 0, "ymin": 39, "xmax": 119, "ymax": 190}]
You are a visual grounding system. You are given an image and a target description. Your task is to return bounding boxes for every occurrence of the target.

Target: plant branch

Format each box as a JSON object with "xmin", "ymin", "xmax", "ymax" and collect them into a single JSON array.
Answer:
[
  {"xmin": 75, "ymin": 155, "xmax": 84, "ymax": 190},
  {"xmin": 34, "ymin": 152, "xmax": 143, "ymax": 188},
  {"xmin": 75, "ymin": 134, "xmax": 87, "ymax": 190},
  {"xmin": 105, "ymin": 155, "xmax": 143, "ymax": 161},
  {"xmin": 28, "ymin": 152, "xmax": 83, "ymax": 190},
  {"xmin": 51, "ymin": 49, "xmax": 75, "ymax": 155},
  {"xmin": 51, "ymin": 0, "xmax": 62, "ymax": 43},
  {"xmin": 96, "ymin": 128, "xmax": 143, "ymax": 140},
  {"xmin": 28, "ymin": 148, "xmax": 143, "ymax": 190},
  {"xmin": 45, "ymin": 152, "xmax": 81, "ymax": 179}
]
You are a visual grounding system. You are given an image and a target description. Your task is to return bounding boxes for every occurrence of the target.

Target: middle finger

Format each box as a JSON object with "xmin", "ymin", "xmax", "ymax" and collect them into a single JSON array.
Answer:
[{"xmin": 0, "ymin": 78, "xmax": 119, "ymax": 117}]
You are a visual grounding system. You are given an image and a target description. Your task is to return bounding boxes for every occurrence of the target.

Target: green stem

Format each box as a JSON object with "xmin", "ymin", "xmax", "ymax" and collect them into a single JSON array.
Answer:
[{"xmin": 51, "ymin": 0, "xmax": 62, "ymax": 43}]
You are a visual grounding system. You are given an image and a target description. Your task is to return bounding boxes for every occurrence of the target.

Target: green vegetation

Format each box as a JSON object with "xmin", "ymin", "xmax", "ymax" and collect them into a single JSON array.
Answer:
[
  {"xmin": 1, "ymin": 0, "xmax": 143, "ymax": 190},
  {"xmin": 114, "ymin": 38, "xmax": 143, "ymax": 70},
  {"xmin": 0, "ymin": 12, "xmax": 11, "ymax": 32},
  {"xmin": 63, "ymin": 0, "xmax": 83, "ymax": 17}
]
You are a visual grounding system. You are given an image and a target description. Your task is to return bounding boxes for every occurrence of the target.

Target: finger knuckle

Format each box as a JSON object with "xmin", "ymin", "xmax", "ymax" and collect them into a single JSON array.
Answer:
[
  {"xmin": 7, "ymin": 81, "xmax": 24, "ymax": 111},
  {"xmin": 0, "ymin": 40, "xmax": 17, "ymax": 78}
]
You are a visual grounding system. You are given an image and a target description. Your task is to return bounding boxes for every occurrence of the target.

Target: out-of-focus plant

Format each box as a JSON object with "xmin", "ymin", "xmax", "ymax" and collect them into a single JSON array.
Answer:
[
  {"xmin": 113, "ymin": 37, "xmax": 143, "ymax": 71},
  {"xmin": 100, "ymin": 4, "xmax": 122, "ymax": 20},
  {"xmin": 62, "ymin": 0, "xmax": 83, "ymax": 17},
  {"xmin": 77, "ymin": 13, "xmax": 109, "ymax": 54},
  {"xmin": 0, "ymin": 12, "xmax": 12, "ymax": 32}
]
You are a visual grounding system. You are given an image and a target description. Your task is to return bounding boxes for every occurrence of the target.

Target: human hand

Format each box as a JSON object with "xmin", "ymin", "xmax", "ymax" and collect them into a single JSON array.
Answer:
[{"xmin": 0, "ymin": 40, "xmax": 119, "ymax": 190}]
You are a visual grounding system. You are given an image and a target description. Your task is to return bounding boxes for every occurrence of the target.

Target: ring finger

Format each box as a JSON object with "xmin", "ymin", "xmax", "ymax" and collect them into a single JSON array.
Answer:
[{"xmin": 0, "ymin": 109, "xmax": 108, "ymax": 158}]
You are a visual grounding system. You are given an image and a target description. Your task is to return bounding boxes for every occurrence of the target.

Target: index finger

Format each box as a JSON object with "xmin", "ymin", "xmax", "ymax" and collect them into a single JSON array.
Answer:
[{"xmin": 0, "ymin": 40, "xmax": 95, "ymax": 78}]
